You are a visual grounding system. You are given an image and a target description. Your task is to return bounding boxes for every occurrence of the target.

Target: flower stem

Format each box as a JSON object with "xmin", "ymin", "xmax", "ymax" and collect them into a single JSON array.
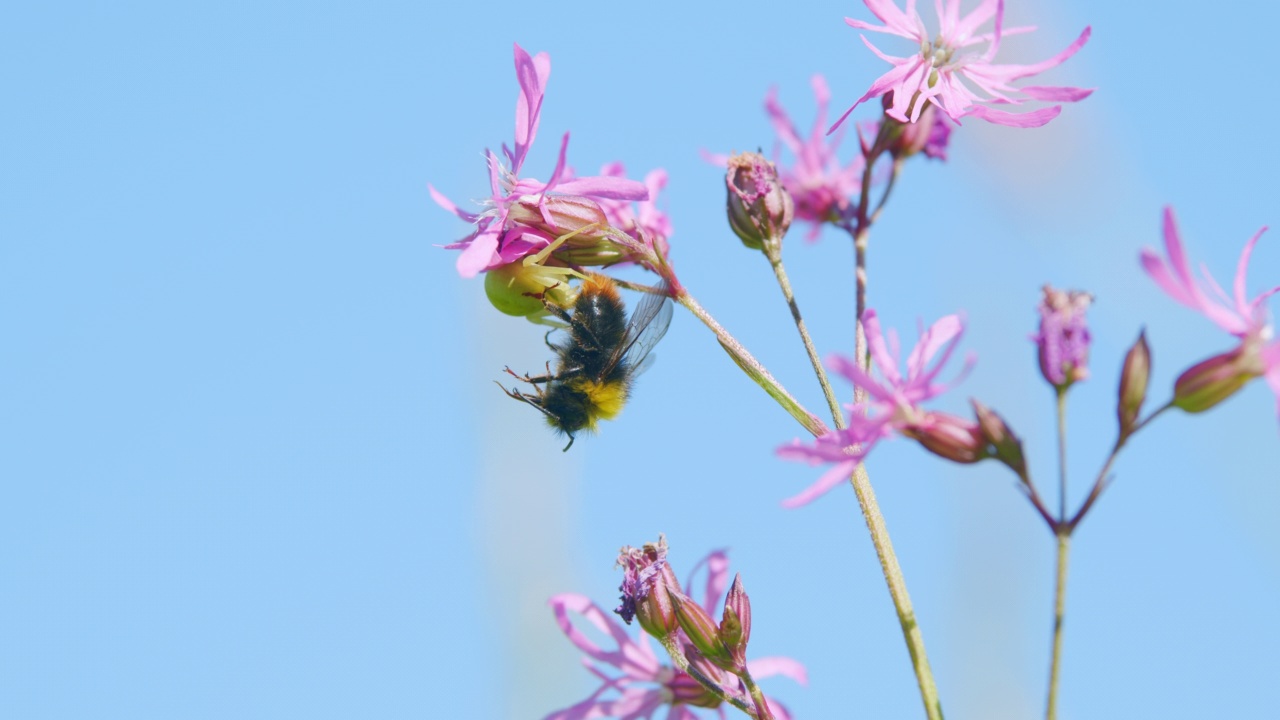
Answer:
[
  {"xmin": 739, "ymin": 669, "xmax": 776, "ymax": 720},
  {"xmin": 841, "ymin": 141, "xmax": 944, "ymax": 720},
  {"xmin": 1056, "ymin": 387, "xmax": 1069, "ymax": 521},
  {"xmin": 764, "ymin": 246, "xmax": 844, "ymax": 426},
  {"xmin": 660, "ymin": 637, "xmax": 758, "ymax": 719},
  {"xmin": 1045, "ymin": 531, "xmax": 1070, "ymax": 720},
  {"xmin": 674, "ymin": 288, "xmax": 829, "ymax": 438}
]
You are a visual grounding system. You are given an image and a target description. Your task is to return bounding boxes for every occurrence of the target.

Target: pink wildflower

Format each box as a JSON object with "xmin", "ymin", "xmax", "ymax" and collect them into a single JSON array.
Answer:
[
  {"xmin": 596, "ymin": 163, "xmax": 673, "ymax": 257},
  {"xmin": 1141, "ymin": 206, "xmax": 1280, "ymax": 420},
  {"xmin": 1033, "ymin": 285, "xmax": 1093, "ymax": 389},
  {"xmin": 831, "ymin": 0, "xmax": 1093, "ymax": 133},
  {"xmin": 546, "ymin": 550, "xmax": 806, "ymax": 720},
  {"xmin": 764, "ymin": 75, "xmax": 865, "ymax": 239},
  {"xmin": 777, "ymin": 309, "xmax": 974, "ymax": 507},
  {"xmin": 430, "ymin": 43, "xmax": 649, "ymax": 278}
]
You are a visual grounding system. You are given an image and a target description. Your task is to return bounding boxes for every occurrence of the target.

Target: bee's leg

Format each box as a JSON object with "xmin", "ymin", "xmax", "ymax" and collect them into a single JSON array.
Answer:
[
  {"xmin": 504, "ymin": 365, "xmax": 557, "ymax": 386},
  {"xmin": 561, "ymin": 433, "xmax": 575, "ymax": 452},
  {"xmin": 543, "ymin": 330, "xmax": 559, "ymax": 353},
  {"xmin": 538, "ymin": 295, "xmax": 574, "ymax": 325}
]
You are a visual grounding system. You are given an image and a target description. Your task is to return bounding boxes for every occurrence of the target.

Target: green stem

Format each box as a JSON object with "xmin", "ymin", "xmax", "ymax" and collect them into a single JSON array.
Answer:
[
  {"xmin": 660, "ymin": 638, "xmax": 758, "ymax": 718},
  {"xmin": 764, "ymin": 246, "xmax": 844, "ymax": 426},
  {"xmin": 739, "ymin": 671, "xmax": 775, "ymax": 720},
  {"xmin": 1056, "ymin": 387, "xmax": 1068, "ymax": 521},
  {"xmin": 674, "ymin": 289, "xmax": 829, "ymax": 438},
  {"xmin": 1045, "ymin": 532, "xmax": 1071, "ymax": 720}
]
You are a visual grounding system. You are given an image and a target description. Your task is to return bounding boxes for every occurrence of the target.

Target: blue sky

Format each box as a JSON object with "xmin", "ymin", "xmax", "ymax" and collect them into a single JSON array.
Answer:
[{"xmin": 3, "ymin": 1, "xmax": 1279, "ymax": 719}]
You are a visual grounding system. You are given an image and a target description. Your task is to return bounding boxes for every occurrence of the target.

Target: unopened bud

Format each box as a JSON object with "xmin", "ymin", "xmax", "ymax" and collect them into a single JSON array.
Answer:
[
  {"xmin": 615, "ymin": 536, "xmax": 682, "ymax": 640},
  {"xmin": 905, "ymin": 412, "xmax": 989, "ymax": 464},
  {"xmin": 1034, "ymin": 285, "xmax": 1093, "ymax": 390},
  {"xmin": 1173, "ymin": 338, "xmax": 1267, "ymax": 413},
  {"xmin": 483, "ymin": 260, "xmax": 577, "ymax": 317},
  {"xmin": 719, "ymin": 574, "xmax": 752, "ymax": 673},
  {"xmin": 971, "ymin": 400, "xmax": 1026, "ymax": 477},
  {"xmin": 882, "ymin": 93, "xmax": 952, "ymax": 161},
  {"xmin": 1117, "ymin": 331, "xmax": 1151, "ymax": 438},
  {"xmin": 725, "ymin": 152, "xmax": 794, "ymax": 253},
  {"xmin": 667, "ymin": 668, "xmax": 725, "ymax": 709},
  {"xmin": 506, "ymin": 196, "xmax": 631, "ymax": 266},
  {"xmin": 670, "ymin": 591, "xmax": 733, "ymax": 669}
]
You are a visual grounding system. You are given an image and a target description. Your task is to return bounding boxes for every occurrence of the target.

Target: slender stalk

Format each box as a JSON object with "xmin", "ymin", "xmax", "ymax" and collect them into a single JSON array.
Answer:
[
  {"xmin": 1045, "ymin": 532, "xmax": 1070, "ymax": 720},
  {"xmin": 739, "ymin": 670, "xmax": 776, "ymax": 720},
  {"xmin": 660, "ymin": 638, "xmax": 758, "ymax": 718},
  {"xmin": 1067, "ymin": 401, "xmax": 1172, "ymax": 530},
  {"xmin": 1055, "ymin": 387, "xmax": 1068, "ymax": 521},
  {"xmin": 764, "ymin": 247, "xmax": 844, "ymax": 425},
  {"xmin": 849, "ymin": 462, "xmax": 945, "ymax": 720},
  {"xmin": 674, "ymin": 288, "xmax": 829, "ymax": 438}
]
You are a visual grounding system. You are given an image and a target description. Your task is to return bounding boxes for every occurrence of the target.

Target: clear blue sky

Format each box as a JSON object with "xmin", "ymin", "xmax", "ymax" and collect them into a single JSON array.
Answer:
[{"xmin": 3, "ymin": 2, "xmax": 1278, "ymax": 719}]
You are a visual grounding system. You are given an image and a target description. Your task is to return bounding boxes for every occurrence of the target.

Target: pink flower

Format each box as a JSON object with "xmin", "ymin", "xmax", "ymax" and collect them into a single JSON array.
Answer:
[
  {"xmin": 1032, "ymin": 285, "xmax": 1093, "ymax": 388},
  {"xmin": 430, "ymin": 43, "xmax": 649, "ymax": 278},
  {"xmin": 764, "ymin": 75, "xmax": 865, "ymax": 239},
  {"xmin": 596, "ymin": 163, "xmax": 673, "ymax": 257},
  {"xmin": 831, "ymin": 0, "xmax": 1093, "ymax": 132},
  {"xmin": 777, "ymin": 309, "xmax": 973, "ymax": 507},
  {"xmin": 1141, "ymin": 206, "xmax": 1280, "ymax": 420},
  {"xmin": 546, "ymin": 551, "xmax": 806, "ymax": 720}
]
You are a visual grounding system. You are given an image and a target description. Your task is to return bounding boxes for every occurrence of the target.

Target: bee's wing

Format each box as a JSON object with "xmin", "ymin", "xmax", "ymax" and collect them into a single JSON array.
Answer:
[{"xmin": 617, "ymin": 282, "xmax": 674, "ymax": 371}]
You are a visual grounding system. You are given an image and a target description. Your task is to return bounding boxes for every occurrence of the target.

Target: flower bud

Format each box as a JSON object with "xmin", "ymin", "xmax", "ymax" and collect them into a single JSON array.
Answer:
[
  {"xmin": 1034, "ymin": 285, "xmax": 1093, "ymax": 390},
  {"xmin": 718, "ymin": 574, "xmax": 752, "ymax": 673},
  {"xmin": 669, "ymin": 590, "xmax": 733, "ymax": 669},
  {"xmin": 882, "ymin": 93, "xmax": 952, "ymax": 161},
  {"xmin": 667, "ymin": 667, "xmax": 725, "ymax": 709},
  {"xmin": 506, "ymin": 196, "xmax": 632, "ymax": 266},
  {"xmin": 971, "ymin": 400, "xmax": 1026, "ymax": 477},
  {"xmin": 1172, "ymin": 338, "xmax": 1267, "ymax": 413},
  {"xmin": 615, "ymin": 536, "xmax": 682, "ymax": 640},
  {"xmin": 725, "ymin": 152, "xmax": 794, "ymax": 253},
  {"xmin": 1117, "ymin": 331, "xmax": 1151, "ymax": 438},
  {"xmin": 904, "ymin": 412, "xmax": 989, "ymax": 464},
  {"xmin": 483, "ymin": 260, "xmax": 577, "ymax": 317}
]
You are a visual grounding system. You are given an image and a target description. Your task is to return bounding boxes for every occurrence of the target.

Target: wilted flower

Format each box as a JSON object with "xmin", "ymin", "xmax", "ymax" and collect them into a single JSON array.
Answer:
[
  {"xmin": 725, "ymin": 152, "xmax": 794, "ymax": 252},
  {"xmin": 1033, "ymin": 285, "xmax": 1093, "ymax": 389},
  {"xmin": 430, "ymin": 43, "xmax": 650, "ymax": 278},
  {"xmin": 616, "ymin": 536, "xmax": 682, "ymax": 639},
  {"xmin": 777, "ymin": 309, "xmax": 974, "ymax": 507},
  {"xmin": 1141, "ymin": 207, "xmax": 1280, "ymax": 420},
  {"xmin": 831, "ymin": 0, "xmax": 1093, "ymax": 133},
  {"xmin": 546, "ymin": 549, "xmax": 806, "ymax": 720},
  {"xmin": 764, "ymin": 76, "xmax": 865, "ymax": 238}
]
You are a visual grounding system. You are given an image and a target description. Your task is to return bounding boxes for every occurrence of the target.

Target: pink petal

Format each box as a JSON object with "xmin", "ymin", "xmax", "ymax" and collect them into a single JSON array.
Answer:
[
  {"xmin": 764, "ymin": 87, "xmax": 805, "ymax": 155},
  {"xmin": 1234, "ymin": 226, "xmax": 1268, "ymax": 314},
  {"xmin": 781, "ymin": 459, "xmax": 861, "ymax": 508},
  {"xmin": 548, "ymin": 594, "xmax": 662, "ymax": 679},
  {"xmin": 512, "ymin": 43, "xmax": 551, "ymax": 174},
  {"xmin": 950, "ymin": 0, "xmax": 999, "ymax": 46},
  {"xmin": 862, "ymin": 310, "xmax": 905, "ymax": 385},
  {"xmin": 1002, "ymin": 25, "xmax": 1092, "ymax": 81},
  {"xmin": 556, "ymin": 175, "xmax": 650, "ymax": 201},
  {"xmin": 964, "ymin": 104, "xmax": 1062, "ymax": 127},
  {"xmin": 906, "ymin": 313, "xmax": 964, "ymax": 375},
  {"xmin": 455, "ymin": 229, "xmax": 499, "ymax": 278},
  {"xmin": 747, "ymin": 656, "xmax": 809, "ymax": 685},
  {"xmin": 428, "ymin": 184, "xmax": 479, "ymax": 222},
  {"xmin": 1019, "ymin": 85, "xmax": 1095, "ymax": 102},
  {"xmin": 684, "ymin": 550, "xmax": 731, "ymax": 613}
]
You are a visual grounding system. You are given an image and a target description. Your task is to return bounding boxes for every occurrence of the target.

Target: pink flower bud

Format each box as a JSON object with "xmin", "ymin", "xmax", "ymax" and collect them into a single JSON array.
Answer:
[
  {"xmin": 971, "ymin": 400, "xmax": 1026, "ymax": 477},
  {"xmin": 667, "ymin": 667, "xmax": 725, "ymax": 709},
  {"xmin": 1034, "ymin": 286, "xmax": 1093, "ymax": 389},
  {"xmin": 1173, "ymin": 337, "xmax": 1268, "ymax": 414},
  {"xmin": 725, "ymin": 152, "xmax": 794, "ymax": 252},
  {"xmin": 882, "ymin": 93, "xmax": 953, "ymax": 161},
  {"xmin": 615, "ymin": 536, "xmax": 682, "ymax": 640},
  {"xmin": 506, "ymin": 196, "xmax": 632, "ymax": 266},
  {"xmin": 719, "ymin": 574, "xmax": 752, "ymax": 673},
  {"xmin": 1117, "ymin": 331, "xmax": 1151, "ymax": 438},
  {"xmin": 904, "ymin": 412, "xmax": 989, "ymax": 464},
  {"xmin": 669, "ymin": 590, "xmax": 734, "ymax": 669}
]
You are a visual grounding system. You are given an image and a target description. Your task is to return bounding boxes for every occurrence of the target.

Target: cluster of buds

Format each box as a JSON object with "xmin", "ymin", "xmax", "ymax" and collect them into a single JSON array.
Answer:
[
  {"xmin": 615, "ymin": 537, "xmax": 754, "ymax": 677},
  {"xmin": 724, "ymin": 152, "xmax": 794, "ymax": 255}
]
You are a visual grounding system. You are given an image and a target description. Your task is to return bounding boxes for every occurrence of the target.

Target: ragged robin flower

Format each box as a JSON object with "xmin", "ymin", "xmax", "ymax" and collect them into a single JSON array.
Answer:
[{"xmin": 830, "ymin": 0, "xmax": 1093, "ymax": 133}]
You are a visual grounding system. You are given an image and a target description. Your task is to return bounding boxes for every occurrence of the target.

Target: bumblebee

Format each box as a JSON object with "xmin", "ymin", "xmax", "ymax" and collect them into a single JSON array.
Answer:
[{"xmin": 501, "ymin": 274, "xmax": 673, "ymax": 450}]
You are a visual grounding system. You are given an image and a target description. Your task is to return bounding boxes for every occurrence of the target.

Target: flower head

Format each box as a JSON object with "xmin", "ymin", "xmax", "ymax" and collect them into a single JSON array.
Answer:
[
  {"xmin": 1033, "ymin": 285, "xmax": 1093, "ymax": 389},
  {"xmin": 764, "ymin": 76, "xmax": 866, "ymax": 238},
  {"xmin": 777, "ymin": 309, "xmax": 974, "ymax": 507},
  {"xmin": 546, "ymin": 549, "xmax": 806, "ymax": 720},
  {"xmin": 724, "ymin": 152, "xmax": 794, "ymax": 252},
  {"xmin": 1142, "ymin": 207, "xmax": 1280, "ymax": 422},
  {"xmin": 831, "ymin": 0, "xmax": 1093, "ymax": 133},
  {"xmin": 430, "ymin": 43, "xmax": 651, "ymax": 278}
]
